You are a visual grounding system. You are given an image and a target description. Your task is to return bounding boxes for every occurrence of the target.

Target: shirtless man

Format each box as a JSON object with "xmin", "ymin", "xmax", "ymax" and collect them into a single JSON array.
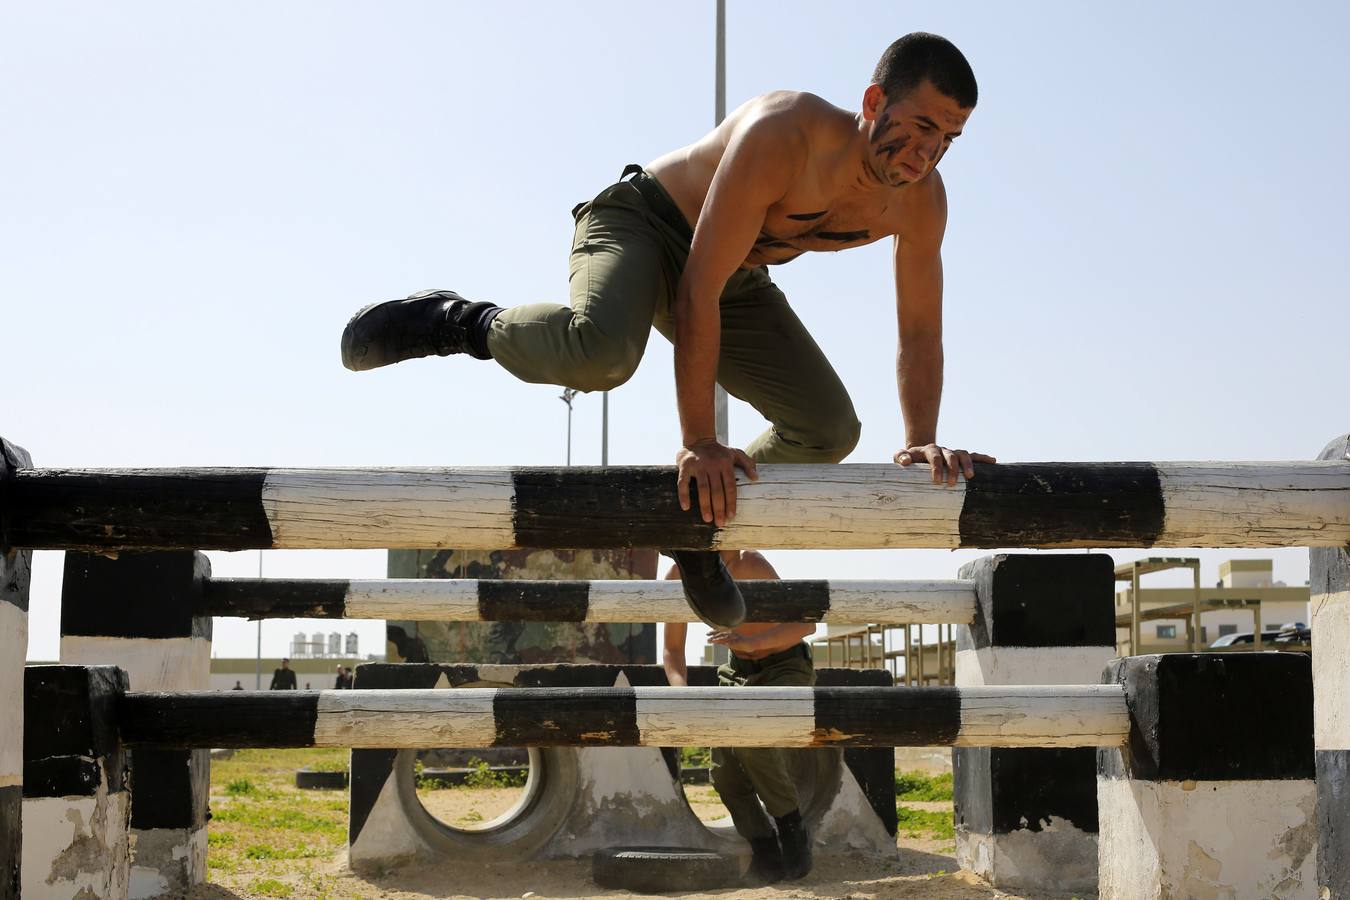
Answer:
[
  {"xmin": 340, "ymin": 33, "xmax": 994, "ymax": 627},
  {"xmin": 663, "ymin": 550, "xmax": 816, "ymax": 883}
]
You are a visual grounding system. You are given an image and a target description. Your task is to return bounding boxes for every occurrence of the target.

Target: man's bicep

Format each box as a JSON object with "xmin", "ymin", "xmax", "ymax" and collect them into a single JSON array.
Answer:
[{"xmin": 664, "ymin": 622, "xmax": 688, "ymax": 654}]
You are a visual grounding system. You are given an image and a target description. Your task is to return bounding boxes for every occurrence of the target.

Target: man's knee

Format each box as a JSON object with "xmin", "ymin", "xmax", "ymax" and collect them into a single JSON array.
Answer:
[
  {"xmin": 807, "ymin": 412, "xmax": 862, "ymax": 463},
  {"xmin": 570, "ymin": 339, "xmax": 641, "ymax": 392},
  {"xmin": 711, "ymin": 755, "xmax": 755, "ymax": 797}
]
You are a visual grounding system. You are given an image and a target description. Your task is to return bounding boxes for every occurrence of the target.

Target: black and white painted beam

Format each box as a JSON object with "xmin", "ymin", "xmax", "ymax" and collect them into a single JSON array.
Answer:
[
  {"xmin": 202, "ymin": 577, "xmax": 977, "ymax": 624},
  {"xmin": 5, "ymin": 460, "xmax": 1349, "ymax": 551},
  {"xmin": 1312, "ymin": 433, "xmax": 1350, "ymax": 898},
  {"xmin": 118, "ymin": 685, "xmax": 1128, "ymax": 750},
  {"xmin": 0, "ymin": 439, "xmax": 31, "ymax": 900},
  {"xmin": 1098, "ymin": 653, "xmax": 1317, "ymax": 899},
  {"xmin": 953, "ymin": 554, "xmax": 1117, "ymax": 894}
]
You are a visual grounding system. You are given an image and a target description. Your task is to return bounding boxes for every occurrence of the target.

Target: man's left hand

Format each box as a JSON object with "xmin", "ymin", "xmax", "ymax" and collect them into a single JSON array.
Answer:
[
  {"xmin": 708, "ymin": 629, "xmax": 760, "ymax": 655},
  {"xmin": 895, "ymin": 443, "xmax": 996, "ymax": 486}
]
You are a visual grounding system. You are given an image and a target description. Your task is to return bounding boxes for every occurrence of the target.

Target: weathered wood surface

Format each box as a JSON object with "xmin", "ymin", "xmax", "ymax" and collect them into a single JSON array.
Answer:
[
  {"xmin": 7, "ymin": 461, "xmax": 1349, "ymax": 551},
  {"xmin": 119, "ymin": 685, "xmax": 1128, "ymax": 750},
  {"xmin": 202, "ymin": 577, "xmax": 978, "ymax": 624}
]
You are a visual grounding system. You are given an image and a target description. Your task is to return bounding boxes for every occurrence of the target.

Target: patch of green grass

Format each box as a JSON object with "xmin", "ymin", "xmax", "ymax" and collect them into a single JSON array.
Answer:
[
  {"xmin": 680, "ymin": 746, "xmax": 712, "ymax": 768},
  {"xmin": 212, "ymin": 803, "xmax": 345, "ymax": 836},
  {"xmin": 896, "ymin": 804, "xmax": 955, "ymax": 840},
  {"xmin": 248, "ymin": 877, "xmax": 294, "ymax": 897},
  {"xmin": 463, "ymin": 757, "xmax": 527, "ymax": 788},
  {"xmin": 894, "ymin": 769, "xmax": 953, "ymax": 801},
  {"xmin": 225, "ymin": 778, "xmax": 255, "ymax": 796},
  {"xmin": 244, "ymin": 843, "xmax": 321, "ymax": 861}
]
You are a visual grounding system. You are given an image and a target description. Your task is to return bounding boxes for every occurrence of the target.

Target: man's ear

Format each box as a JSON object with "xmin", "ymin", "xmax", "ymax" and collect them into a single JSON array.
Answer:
[{"xmin": 861, "ymin": 83, "xmax": 887, "ymax": 121}]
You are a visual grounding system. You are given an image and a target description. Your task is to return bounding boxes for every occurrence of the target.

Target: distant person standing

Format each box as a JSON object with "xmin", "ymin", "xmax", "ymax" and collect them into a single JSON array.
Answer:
[
  {"xmin": 231, "ymin": 680, "xmax": 244, "ymax": 691},
  {"xmin": 269, "ymin": 658, "xmax": 298, "ymax": 690},
  {"xmin": 334, "ymin": 664, "xmax": 347, "ymax": 689},
  {"xmin": 343, "ymin": 666, "xmax": 355, "ymax": 689}
]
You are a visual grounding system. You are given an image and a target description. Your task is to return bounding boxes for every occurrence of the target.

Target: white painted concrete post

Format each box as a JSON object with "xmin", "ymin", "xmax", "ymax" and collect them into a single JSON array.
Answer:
[
  {"xmin": 953, "ymin": 553, "xmax": 1116, "ymax": 893},
  {"xmin": 0, "ymin": 439, "xmax": 32, "ymax": 900},
  {"xmin": 22, "ymin": 665, "xmax": 131, "ymax": 899},
  {"xmin": 60, "ymin": 551, "xmax": 212, "ymax": 899},
  {"xmin": 1098, "ymin": 653, "xmax": 1317, "ymax": 899},
  {"xmin": 1313, "ymin": 432, "xmax": 1350, "ymax": 898}
]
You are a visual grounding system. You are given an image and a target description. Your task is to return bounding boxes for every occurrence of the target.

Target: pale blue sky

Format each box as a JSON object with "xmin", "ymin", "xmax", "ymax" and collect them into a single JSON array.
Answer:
[{"xmin": 6, "ymin": 2, "xmax": 1345, "ymax": 661}]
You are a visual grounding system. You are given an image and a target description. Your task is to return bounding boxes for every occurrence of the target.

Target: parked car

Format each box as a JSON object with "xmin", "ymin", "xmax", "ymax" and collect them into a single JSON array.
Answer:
[{"xmin": 1209, "ymin": 627, "xmax": 1309, "ymax": 648}]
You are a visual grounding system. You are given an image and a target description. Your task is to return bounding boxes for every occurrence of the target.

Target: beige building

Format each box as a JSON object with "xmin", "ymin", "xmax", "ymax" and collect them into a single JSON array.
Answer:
[{"xmin": 1115, "ymin": 558, "xmax": 1308, "ymax": 655}]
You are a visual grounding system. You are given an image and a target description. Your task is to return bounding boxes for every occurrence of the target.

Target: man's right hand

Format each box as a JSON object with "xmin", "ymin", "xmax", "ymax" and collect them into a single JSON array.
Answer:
[{"xmin": 676, "ymin": 440, "xmax": 759, "ymax": 526}]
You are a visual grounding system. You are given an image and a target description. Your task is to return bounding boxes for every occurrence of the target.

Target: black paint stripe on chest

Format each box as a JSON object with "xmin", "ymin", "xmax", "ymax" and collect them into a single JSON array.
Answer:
[
  {"xmin": 6, "ymin": 468, "xmax": 275, "ymax": 551},
  {"xmin": 203, "ymin": 577, "xmax": 351, "ymax": 619},
  {"xmin": 812, "ymin": 686, "xmax": 961, "ymax": 746},
  {"xmin": 741, "ymin": 580, "xmax": 831, "ymax": 622},
  {"xmin": 958, "ymin": 463, "xmax": 1165, "ymax": 548},
  {"xmin": 511, "ymin": 467, "xmax": 716, "ymax": 550},
  {"xmin": 492, "ymin": 688, "xmax": 639, "ymax": 746},
  {"xmin": 478, "ymin": 580, "xmax": 590, "ymax": 622},
  {"xmin": 815, "ymin": 229, "xmax": 870, "ymax": 243},
  {"xmin": 786, "ymin": 210, "xmax": 828, "ymax": 221}
]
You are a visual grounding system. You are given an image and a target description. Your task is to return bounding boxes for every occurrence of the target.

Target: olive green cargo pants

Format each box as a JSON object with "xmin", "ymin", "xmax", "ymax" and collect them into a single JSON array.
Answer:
[
  {"xmin": 710, "ymin": 644, "xmax": 816, "ymax": 840},
  {"xmin": 484, "ymin": 167, "xmax": 860, "ymax": 464}
]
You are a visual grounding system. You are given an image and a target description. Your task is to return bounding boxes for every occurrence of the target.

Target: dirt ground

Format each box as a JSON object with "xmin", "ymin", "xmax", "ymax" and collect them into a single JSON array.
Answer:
[{"xmin": 198, "ymin": 791, "xmax": 1083, "ymax": 900}]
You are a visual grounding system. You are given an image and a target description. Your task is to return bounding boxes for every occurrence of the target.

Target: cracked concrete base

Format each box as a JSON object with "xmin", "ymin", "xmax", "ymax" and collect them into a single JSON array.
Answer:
[
  {"xmin": 129, "ymin": 826, "xmax": 206, "ymax": 899},
  {"xmin": 1098, "ymin": 777, "xmax": 1318, "ymax": 900},
  {"xmin": 22, "ymin": 785, "xmax": 130, "ymax": 899}
]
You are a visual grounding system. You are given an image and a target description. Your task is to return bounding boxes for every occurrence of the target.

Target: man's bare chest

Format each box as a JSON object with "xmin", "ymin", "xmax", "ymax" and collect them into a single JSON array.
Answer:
[{"xmin": 747, "ymin": 199, "xmax": 894, "ymax": 266}]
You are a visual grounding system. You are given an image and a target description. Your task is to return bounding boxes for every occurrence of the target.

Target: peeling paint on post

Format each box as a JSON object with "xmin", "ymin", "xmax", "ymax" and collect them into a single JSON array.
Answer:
[
  {"xmin": 0, "ymin": 438, "xmax": 32, "ymax": 900},
  {"xmin": 1313, "ymin": 433, "xmax": 1350, "ymax": 898},
  {"xmin": 60, "ymin": 551, "xmax": 213, "ymax": 899},
  {"xmin": 953, "ymin": 554, "xmax": 1116, "ymax": 894},
  {"xmin": 21, "ymin": 665, "xmax": 131, "ymax": 900}
]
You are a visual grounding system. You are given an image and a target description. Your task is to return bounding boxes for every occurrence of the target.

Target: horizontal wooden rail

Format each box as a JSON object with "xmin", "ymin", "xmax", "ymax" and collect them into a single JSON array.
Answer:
[
  {"xmin": 202, "ymin": 577, "xmax": 978, "ymax": 624},
  {"xmin": 7, "ymin": 461, "xmax": 1348, "ymax": 552},
  {"xmin": 119, "ymin": 684, "xmax": 1129, "ymax": 750}
]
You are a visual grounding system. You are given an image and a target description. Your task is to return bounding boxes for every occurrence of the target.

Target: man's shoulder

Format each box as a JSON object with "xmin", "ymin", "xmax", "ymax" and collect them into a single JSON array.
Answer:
[{"xmin": 739, "ymin": 91, "xmax": 850, "ymax": 132}]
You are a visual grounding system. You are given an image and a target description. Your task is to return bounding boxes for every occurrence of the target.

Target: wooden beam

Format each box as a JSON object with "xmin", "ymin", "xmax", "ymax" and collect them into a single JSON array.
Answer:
[
  {"xmin": 118, "ymin": 684, "xmax": 1128, "ymax": 750},
  {"xmin": 6, "ymin": 461, "xmax": 1348, "ymax": 552},
  {"xmin": 202, "ymin": 577, "xmax": 978, "ymax": 624}
]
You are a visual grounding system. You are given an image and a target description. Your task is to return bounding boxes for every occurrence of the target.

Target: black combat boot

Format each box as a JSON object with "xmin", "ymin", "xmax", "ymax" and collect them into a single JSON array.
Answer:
[
  {"xmin": 743, "ymin": 835, "xmax": 784, "ymax": 886},
  {"xmin": 341, "ymin": 289, "xmax": 500, "ymax": 371},
  {"xmin": 774, "ymin": 809, "xmax": 812, "ymax": 880},
  {"xmin": 666, "ymin": 550, "xmax": 746, "ymax": 628}
]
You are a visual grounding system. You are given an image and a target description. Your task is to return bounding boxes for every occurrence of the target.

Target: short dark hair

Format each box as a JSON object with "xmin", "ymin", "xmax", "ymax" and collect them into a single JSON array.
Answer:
[{"xmin": 872, "ymin": 33, "xmax": 977, "ymax": 108}]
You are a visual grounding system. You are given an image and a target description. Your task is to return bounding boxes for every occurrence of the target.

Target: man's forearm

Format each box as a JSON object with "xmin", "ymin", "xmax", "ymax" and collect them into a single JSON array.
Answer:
[
  {"xmin": 897, "ymin": 338, "xmax": 944, "ymax": 446},
  {"xmin": 673, "ymin": 284, "xmax": 722, "ymax": 446}
]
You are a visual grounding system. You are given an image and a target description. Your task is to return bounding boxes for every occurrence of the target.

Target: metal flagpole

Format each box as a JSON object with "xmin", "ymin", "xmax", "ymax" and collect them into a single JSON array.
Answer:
[
  {"xmin": 255, "ymin": 550, "xmax": 263, "ymax": 688},
  {"xmin": 714, "ymin": 0, "xmax": 729, "ymax": 444}
]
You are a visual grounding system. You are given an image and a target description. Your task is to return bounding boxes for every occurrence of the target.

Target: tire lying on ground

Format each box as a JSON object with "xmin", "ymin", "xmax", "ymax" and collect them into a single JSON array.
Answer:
[
  {"xmin": 591, "ymin": 847, "xmax": 739, "ymax": 893},
  {"xmin": 295, "ymin": 768, "xmax": 349, "ymax": 790}
]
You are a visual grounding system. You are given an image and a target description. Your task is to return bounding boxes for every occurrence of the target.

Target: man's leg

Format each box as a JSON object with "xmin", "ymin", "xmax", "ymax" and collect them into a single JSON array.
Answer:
[
  {"xmin": 710, "ymin": 745, "xmax": 778, "ymax": 841},
  {"xmin": 484, "ymin": 187, "xmax": 672, "ymax": 392},
  {"xmin": 342, "ymin": 180, "xmax": 670, "ymax": 390},
  {"xmin": 735, "ymin": 653, "xmax": 818, "ymax": 880},
  {"xmin": 654, "ymin": 273, "xmax": 861, "ymax": 465}
]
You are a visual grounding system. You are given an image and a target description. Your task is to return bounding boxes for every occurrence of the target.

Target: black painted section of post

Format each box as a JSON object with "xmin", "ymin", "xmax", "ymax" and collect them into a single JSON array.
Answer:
[
  {"xmin": 24, "ymin": 665, "xmax": 129, "ymax": 797},
  {"xmin": 120, "ymin": 692, "xmax": 321, "ymax": 748},
  {"xmin": 742, "ymin": 580, "xmax": 832, "ymax": 622},
  {"xmin": 1100, "ymin": 654, "xmax": 1313, "ymax": 782},
  {"xmin": 1313, "ymin": 433, "xmax": 1350, "ymax": 898},
  {"xmin": 62, "ymin": 550, "xmax": 212, "ymax": 638},
  {"xmin": 0, "ymin": 787, "xmax": 16, "ymax": 900},
  {"xmin": 6, "ymin": 467, "xmax": 274, "ymax": 550},
  {"xmin": 953, "ymin": 554, "xmax": 1114, "ymax": 892},
  {"xmin": 202, "ymin": 577, "xmax": 350, "ymax": 619},
  {"xmin": 492, "ymin": 688, "xmax": 640, "ymax": 747}
]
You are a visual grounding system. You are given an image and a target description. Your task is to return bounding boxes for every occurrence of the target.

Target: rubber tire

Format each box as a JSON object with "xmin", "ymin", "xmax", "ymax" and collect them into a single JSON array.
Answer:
[
  {"xmin": 592, "ymin": 846, "xmax": 738, "ymax": 894},
  {"xmin": 295, "ymin": 768, "xmax": 349, "ymax": 790}
]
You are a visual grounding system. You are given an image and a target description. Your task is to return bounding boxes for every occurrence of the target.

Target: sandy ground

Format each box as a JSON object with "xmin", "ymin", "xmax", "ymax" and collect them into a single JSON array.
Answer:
[{"xmin": 198, "ymin": 788, "xmax": 1090, "ymax": 900}]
